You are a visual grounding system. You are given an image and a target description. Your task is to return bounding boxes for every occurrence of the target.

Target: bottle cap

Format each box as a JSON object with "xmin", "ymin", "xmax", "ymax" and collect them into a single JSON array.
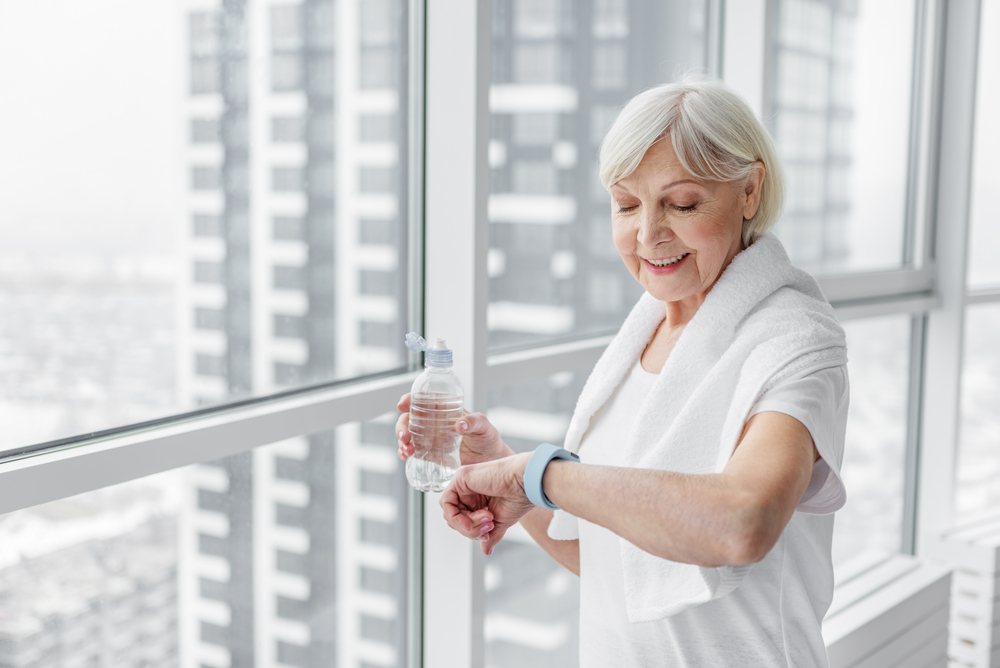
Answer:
[
  {"xmin": 426, "ymin": 338, "xmax": 453, "ymax": 367},
  {"xmin": 404, "ymin": 332, "xmax": 427, "ymax": 353},
  {"xmin": 404, "ymin": 332, "xmax": 454, "ymax": 367}
]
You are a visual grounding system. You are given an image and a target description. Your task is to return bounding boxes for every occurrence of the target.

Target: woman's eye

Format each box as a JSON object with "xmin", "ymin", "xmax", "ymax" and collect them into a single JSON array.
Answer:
[
  {"xmin": 673, "ymin": 204, "xmax": 697, "ymax": 212},
  {"xmin": 615, "ymin": 204, "xmax": 638, "ymax": 213}
]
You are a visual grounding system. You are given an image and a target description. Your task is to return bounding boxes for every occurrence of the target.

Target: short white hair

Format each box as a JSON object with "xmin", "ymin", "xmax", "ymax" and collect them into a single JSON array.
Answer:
[{"xmin": 599, "ymin": 77, "xmax": 786, "ymax": 246}]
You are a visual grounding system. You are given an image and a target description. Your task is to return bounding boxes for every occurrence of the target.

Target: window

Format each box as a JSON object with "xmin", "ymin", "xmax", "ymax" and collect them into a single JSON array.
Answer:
[
  {"xmin": 192, "ymin": 117, "xmax": 220, "ymax": 143},
  {"xmin": 768, "ymin": 0, "xmax": 918, "ymax": 274},
  {"xmin": 967, "ymin": 0, "xmax": 1000, "ymax": 288},
  {"xmin": 0, "ymin": 0, "xmax": 411, "ymax": 447},
  {"xmin": 0, "ymin": 420, "xmax": 410, "ymax": 666},
  {"xmin": 272, "ymin": 116, "xmax": 306, "ymax": 143},
  {"xmin": 488, "ymin": 0, "xmax": 709, "ymax": 351}
]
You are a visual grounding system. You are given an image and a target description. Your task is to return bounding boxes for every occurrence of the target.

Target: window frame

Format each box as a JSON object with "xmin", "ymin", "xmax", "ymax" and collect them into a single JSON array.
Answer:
[{"xmin": 0, "ymin": 1, "xmax": 987, "ymax": 667}]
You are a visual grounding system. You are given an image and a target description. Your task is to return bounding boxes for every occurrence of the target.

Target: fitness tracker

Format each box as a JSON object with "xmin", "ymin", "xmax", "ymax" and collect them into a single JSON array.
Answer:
[{"xmin": 523, "ymin": 443, "xmax": 580, "ymax": 510}]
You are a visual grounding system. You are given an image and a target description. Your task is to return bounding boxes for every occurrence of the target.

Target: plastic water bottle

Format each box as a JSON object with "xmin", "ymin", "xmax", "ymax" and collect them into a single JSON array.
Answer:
[{"xmin": 403, "ymin": 333, "xmax": 464, "ymax": 492}]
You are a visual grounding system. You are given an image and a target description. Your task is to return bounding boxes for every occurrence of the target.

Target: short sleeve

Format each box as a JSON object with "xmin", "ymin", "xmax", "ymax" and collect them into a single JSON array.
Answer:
[{"xmin": 749, "ymin": 364, "xmax": 849, "ymax": 514}]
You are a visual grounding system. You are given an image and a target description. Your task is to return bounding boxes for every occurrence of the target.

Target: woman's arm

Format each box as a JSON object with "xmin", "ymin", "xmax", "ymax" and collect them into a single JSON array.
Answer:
[
  {"xmin": 518, "ymin": 507, "xmax": 580, "ymax": 576},
  {"xmin": 542, "ymin": 410, "xmax": 815, "ymax": 566},
  {"xmin": 441, "ymin": 410, "xmax": 816, "ymax": 567}
]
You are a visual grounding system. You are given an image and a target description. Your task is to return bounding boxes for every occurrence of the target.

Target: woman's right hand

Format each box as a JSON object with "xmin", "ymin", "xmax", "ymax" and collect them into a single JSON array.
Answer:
[{"xmin": 395, "ymin": 393, "xmax": 514, "ymax": 465}]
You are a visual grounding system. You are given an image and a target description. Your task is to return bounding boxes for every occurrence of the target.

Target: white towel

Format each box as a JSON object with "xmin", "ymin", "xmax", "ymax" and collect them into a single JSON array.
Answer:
[{"xmin": 548, "ymin": 233, "xmax": 847, "ymax": 622}]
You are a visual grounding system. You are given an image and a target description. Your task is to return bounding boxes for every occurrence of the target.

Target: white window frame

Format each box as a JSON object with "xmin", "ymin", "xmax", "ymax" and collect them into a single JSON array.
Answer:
[{"xmin": 0, "ymin": 0, "xmax": 987, "ymax": 667}]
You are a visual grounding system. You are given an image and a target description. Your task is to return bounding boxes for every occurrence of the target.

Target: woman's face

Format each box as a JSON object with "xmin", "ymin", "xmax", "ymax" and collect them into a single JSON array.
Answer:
[{"xmin": 610, "ymin": 138, "xmax": 763, "ymax": 306}]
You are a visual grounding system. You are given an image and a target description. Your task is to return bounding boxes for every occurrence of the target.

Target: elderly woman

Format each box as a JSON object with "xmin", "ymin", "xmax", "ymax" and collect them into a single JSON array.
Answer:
[{"xmin": 396, "ymin": 78, "xmax": 848, "ymax": 666}]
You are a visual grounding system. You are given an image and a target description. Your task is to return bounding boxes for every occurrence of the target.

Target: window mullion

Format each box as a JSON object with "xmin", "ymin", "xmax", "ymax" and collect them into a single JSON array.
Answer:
[
  {"xmin": 422, "ymin": 1, "xmax": 492, "ymax": 667},
  {"xmin": 915, "ymin": 0, "xmax": 981, "ymax": 554}
]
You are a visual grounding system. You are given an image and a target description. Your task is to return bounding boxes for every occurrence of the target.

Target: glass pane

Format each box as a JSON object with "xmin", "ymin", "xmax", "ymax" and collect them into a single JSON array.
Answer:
[
  {"xmin": 485, "ymin": 372, "xmax": 585, "ymax": 667},
  {"xmin": 957, "ymin": 305, "xmax": 1000, "ymax": 517},
  {"xmin": 967, "ymin": 0, "xmax": 1000, "ymax": 287},
  {"xmin": 0, "ymin": 0, "xmax": 411, "ymax": 453},
  {"xmin": 487, "ymin": 0, "xmax": 710, "ymax": 351},
  {"xmin": 832, "ymin": 315, "xmax": 911, "ymax": 567},
  {"xmin": 0, "ymin": 414, "xmax": 410, "ymax": 667},
  {"xmin": 767, "ymin": 0, "xmax": 916, "ymax": 274}
]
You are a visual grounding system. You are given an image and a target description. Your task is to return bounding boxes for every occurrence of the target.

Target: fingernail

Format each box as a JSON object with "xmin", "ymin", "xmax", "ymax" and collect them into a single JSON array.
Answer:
[
  {"xmin": 479, "ymin": 524, "xmax": 492, "ymax": 535},
  {"xmin": 479, "ymin": 535, "xmax": 489, "ymax": 542},
  {"xmin": 488, "ymin": 545, "xmax": 494, "ymax": 556},
  {"xmin": 397, "ymin": 431, "xmax": 405, "ymax": 440},
  {"xmin": 478, "ymin": 516, "xmax": 491, "ymax": 525},
  {"xmin": 458, "ymin": 422, "xmax": 468, "ymax": 432}
]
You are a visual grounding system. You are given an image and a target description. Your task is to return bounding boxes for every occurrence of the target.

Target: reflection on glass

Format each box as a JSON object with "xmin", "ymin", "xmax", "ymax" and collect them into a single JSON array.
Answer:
[
  {"xmin": 967, "ymin": 0, "xmax": 1000, "ymax": 287},
  {"xmin": 768, "ymin": 0, "xmax": 916, "ymax": 274},
  {"xmin": 0, "ymin": 0, "xmax": 410, "ymax": 452},
  {"xmin": 0, "ymin": 414, "xmax": 409, "ymax": 667},
  {"xmin": 957, "ymin": 306, "xmax": 1000, "ymax": 517},
  {"xmin": 486, "ymin": 0, "xmax": 710, "ymax": 351},
  {"xmin": 832, "ymin": 315, "xmax": 910, "ymax": 567},
  {"xmin": 485, "ymin": 371, "xmax": 585, "ymax": 667}
]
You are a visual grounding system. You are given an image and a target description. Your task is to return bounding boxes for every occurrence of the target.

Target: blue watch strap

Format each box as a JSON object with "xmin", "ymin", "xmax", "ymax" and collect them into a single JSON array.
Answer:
[{"xmin": 524, "ymin": 443, "xmax": 580, "ymax": 510}]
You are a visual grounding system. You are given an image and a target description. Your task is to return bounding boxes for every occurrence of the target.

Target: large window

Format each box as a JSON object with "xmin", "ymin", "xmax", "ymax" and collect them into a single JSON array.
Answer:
[
  {"xmin": 0, "ymin": 0, "xmax": 412, "ymax": 454},
  {"xmin": 0, "ymin": 416, "xmax": 411, "ymax": 666},
  {"xmin": 486, "ymin": 0, "xmax": 712, "ymax": 351},
  {"xmin": 768, "ymin": 0, "xmax": 919, "ymax": 274}
]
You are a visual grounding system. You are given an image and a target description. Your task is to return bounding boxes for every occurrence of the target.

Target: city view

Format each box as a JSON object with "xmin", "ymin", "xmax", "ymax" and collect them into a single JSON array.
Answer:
[{"xmin": 0, "ymin": 0, "xmax": 996, "ymax": 666}]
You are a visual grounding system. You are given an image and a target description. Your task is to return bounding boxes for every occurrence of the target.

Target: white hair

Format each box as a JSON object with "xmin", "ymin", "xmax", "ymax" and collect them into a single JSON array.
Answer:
[{"xmin": 599, "ymin": 77, "xmax": 786, "ymax": 246}]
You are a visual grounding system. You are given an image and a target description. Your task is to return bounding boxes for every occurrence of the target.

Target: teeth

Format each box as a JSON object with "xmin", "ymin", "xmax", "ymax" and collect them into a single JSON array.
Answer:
[{"xmin": 648, "ymin": 253, "xmax": 689, "ymax": 267}]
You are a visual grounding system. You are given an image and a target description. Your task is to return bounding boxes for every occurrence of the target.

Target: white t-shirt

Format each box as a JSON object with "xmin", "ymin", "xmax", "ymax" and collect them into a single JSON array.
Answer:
[{"xmin": 576, "ymin": 360, "xmax": 849, "ymax": 668}]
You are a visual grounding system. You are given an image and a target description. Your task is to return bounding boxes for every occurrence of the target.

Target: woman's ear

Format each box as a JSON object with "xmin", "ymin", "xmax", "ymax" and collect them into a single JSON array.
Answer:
[{"xmin": 742, "ymin": 162, "xmax": 766, "ymax": 221}]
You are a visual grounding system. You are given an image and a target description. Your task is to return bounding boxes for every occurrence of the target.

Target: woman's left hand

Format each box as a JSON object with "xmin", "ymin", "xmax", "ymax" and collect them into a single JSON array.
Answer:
[{"xmin": 440, "ymin": 452, "xmax": 536, "ymax": 556}]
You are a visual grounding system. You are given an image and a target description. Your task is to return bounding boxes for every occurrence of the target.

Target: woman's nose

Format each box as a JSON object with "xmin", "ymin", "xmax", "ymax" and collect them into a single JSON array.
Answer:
[{"xmin": 637, "ymin": 210, "xmax": 673, "ymax": 248}]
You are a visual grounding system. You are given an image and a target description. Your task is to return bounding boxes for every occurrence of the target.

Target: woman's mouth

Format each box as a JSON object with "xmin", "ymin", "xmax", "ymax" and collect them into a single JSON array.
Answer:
[{"xmin": 643, "ymin": 253, "xmax": 690, "ymax": 274}]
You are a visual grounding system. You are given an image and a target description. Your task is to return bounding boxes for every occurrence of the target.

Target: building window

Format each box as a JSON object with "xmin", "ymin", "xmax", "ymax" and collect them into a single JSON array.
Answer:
[
  {"xmin": 359, "ymin": 218, "xmax": 396, "ymax": 245},
  {"xmin": 195, "ymin": 308, "xmax": 225, "ymax": 330},
  {"xmin": 194, "ymin": 261, "xmax": 224, "ymax": 284},
  {"xmin": 360, "ymin": 321, "xmax": 395, "ymax": 347},
  {"xmin": 192, "ymin": 166, "xmax": 221, "ymax": 190},
  {"xmin": 513, "ymin": 43, "xmax": 564, "ymax": 84},
  {"xmin": 359, "ymin": 166, "xmax": 398, "ymax": 193},
  {"xmin": 512, "ymin": 161, "xmax": 558, "ymax": 195},
  {"xmin": 360, "ymin": 270, "xmax": 396, "ymax": 296},
  {"xmin": 195, "ymin": 354, "xmax": 226, "ymax": 377},
  {"xmin": 191, "ymin": 118, "xmax": 220, "ymax": 143},
  {"xmin": 360, "ymin": 47, "xmax": 398, "ymax": 89},
  {"xmin": 272, "ymin": 116, "xmax": 306, "ymax": 143},
  {"xmin": 273, "ymin": 314, "xmax": 306, "ymax": 338},
  {"xmin": 512, "ymin": 113, "xmax": 559, "ymax": 146},
  {"xmin": 273, "ymin": 216, "xmax": 305, "ymax": 241},
  {"xmin": 360, "ymin": 114, "xmax": 398, "ymax": 142},
  {"xmin": 272, "ymin": 167, "xmax": 305, "ymax": 192},
  {"xmin": 272, "ymin": 54, "xmax": 304, "ymax": 92},
  {"xmin": 193, "ymin": 214, "xmax": 223, "ymax": 237},
  {"xmin": 273, "ymin": 265, "xmax": 307, "ymax": 290},
  {"xmin": 592, "ymin": 43, "xmax": 627, "ymax": 90}
]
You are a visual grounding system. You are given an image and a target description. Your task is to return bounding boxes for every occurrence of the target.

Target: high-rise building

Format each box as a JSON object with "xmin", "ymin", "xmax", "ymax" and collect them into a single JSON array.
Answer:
[
  {"xmin": 483, "ymin": 1, "xmax": 711, "ymax": 666},
  {"xmin": 178, "ymin": 1, "xmax": 410, "ymax": 666},
  {"xmin": 766, "ymin": 0, "xmax": 857, "ymax": 270}
]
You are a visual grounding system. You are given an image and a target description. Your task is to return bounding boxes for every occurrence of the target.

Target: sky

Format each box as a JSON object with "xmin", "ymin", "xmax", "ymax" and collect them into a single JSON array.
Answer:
[{"xmin": 0, "ymin": 0, "xmax": 182, "ymax": 258}]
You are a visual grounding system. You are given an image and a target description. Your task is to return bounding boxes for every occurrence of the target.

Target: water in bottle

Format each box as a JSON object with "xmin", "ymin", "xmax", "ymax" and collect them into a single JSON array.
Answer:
[{"xmin": 404, "ymin": 333, "xmax": 464, "ymax": 492}]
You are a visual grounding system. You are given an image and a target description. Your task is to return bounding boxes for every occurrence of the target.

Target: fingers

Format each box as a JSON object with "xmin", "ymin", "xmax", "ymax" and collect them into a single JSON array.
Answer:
[
  {"xmin": 395, "ymin": 410, "xmax": 412, "ymax": 460},
  {"xmin": 455, "ymin": 412, "xmax": 493, "ymax": 436},
  {"xmin": 480, "ymin": 525, "xmax": 507, "ymax": 556},
  {"xmin": 440, "ymin": 485, "xmax": 494, "ymax": 537}
]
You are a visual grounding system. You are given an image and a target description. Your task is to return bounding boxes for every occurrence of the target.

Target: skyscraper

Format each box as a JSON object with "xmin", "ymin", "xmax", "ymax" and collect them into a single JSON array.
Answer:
[{"xmin": 179, "ymin": 1, "xmax": 410, "ymax": 666}]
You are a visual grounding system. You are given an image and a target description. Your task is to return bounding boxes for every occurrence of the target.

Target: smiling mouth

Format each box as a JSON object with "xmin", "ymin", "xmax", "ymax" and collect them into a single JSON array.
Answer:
[{"xmin": 646, "ymin": 253, "xmax": 690, "ymax": 267}]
